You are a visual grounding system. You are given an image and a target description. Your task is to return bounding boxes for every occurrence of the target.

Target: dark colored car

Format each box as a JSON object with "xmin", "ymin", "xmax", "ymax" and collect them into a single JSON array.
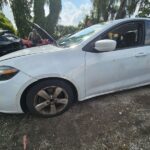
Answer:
[
  {"xmin": 0, "ymin": 24, "xmax": 57, "ymax": 57},
  {"xmin": 0, "ymin": 30, "xmax": 23, "ymax": 56}
]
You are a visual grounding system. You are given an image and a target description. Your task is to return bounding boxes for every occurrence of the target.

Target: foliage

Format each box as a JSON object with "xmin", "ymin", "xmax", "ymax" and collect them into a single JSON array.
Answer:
[
  {"xmin": 90, "ymin": 0, "xmax": 119, "ymax": 22},
  {"xmin": 1, "ymin": 0, "xmax": 150, "ymax": 39},
  {"xmin": 89, "ymin": 0, "xmax": 141, "ymax": 24},
  {"xmin": 9, "ymin": 0, "xmax": 32, "ymax": 37},
  {"xmin": 138, "ymin": 0, "xmax": 150, "ymax": 17},
  {"xmin": 45, "ymin": 0, "xmax": 62, "ymax": 35},
  {"xmin": 33, "ymin": 0, "xmax": 45, "ymax": 27},
  {"xmin": 34, "ymin": 0, "xmax": 62, "ymax": 35},
  {"xmin": 0, "ymin": 0, "xmax": 62, "ymax": 38},
  {"xmin": 127, "ymin": 1, "xmax": 140, "ymax": 17},
  {"xmin": 0, "ymin": 12, "xmax": 15, "ymax": 33}
]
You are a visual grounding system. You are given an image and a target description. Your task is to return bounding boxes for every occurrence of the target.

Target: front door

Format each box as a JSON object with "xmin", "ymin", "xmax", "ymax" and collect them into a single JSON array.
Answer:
[{"xmin": 85, "ymin": 21, "xmax": 149, "ymax": 97}]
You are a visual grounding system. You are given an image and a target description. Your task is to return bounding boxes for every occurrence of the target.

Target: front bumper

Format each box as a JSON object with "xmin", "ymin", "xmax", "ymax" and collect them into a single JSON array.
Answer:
[{"xmin": 0, "ymin": 71, "xmax": 35, "ymax": 113}]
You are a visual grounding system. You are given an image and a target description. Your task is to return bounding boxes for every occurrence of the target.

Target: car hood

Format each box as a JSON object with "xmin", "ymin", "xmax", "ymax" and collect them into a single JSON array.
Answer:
[{"xmin": 0, "ymin": 44, "xmax": 64, "ymax": 62}]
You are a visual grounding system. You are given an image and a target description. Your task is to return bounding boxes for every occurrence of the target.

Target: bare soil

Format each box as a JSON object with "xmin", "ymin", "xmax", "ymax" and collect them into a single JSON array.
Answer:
[{"xmin": 1, "ymin": 86, "xmax": 150, "ymax": 150}]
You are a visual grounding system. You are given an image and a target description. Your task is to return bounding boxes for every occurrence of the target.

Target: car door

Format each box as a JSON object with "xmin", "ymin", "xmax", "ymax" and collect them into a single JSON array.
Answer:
[{"xmin": 85, "ymin": 21, "xmax": 150, "ymax": 97}]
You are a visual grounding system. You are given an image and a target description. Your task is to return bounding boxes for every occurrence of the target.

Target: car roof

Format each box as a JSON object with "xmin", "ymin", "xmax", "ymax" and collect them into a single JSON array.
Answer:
[
  {"xmin": 94, "ymin": 17, "xmax": 150, "ymax": 33},
  {"xmin": 107, "ymin": 17, "xmax": 150, "ymax": 25}
]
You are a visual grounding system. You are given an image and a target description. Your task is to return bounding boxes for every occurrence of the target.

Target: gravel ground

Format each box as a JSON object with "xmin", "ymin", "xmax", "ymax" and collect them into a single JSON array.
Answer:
[{"xmin": 1, "ymin": 86, "xmax": 150, "ymax": 150}]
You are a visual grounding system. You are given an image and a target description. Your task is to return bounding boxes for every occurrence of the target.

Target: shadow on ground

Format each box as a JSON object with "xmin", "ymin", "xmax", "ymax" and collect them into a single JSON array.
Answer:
[{"xmin": 1, "ymin": 86, "xmax": 150, "ymax": 149}]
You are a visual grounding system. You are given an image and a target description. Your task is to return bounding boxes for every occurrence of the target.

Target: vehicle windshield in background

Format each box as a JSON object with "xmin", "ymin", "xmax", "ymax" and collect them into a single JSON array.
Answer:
[
  {"xmin": 57, "ymin": 23, "xmax": 108, "ymax": 48},
  {"xmin": 3, "ymin": 34, "xmax": 18, "ymax": 41}
]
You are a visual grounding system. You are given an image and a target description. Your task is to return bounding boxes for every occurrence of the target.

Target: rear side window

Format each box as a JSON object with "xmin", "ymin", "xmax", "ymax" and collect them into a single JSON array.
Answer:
[{"xmin": 145, "ymin": 21, "xmax": 150, "ymax": 45}]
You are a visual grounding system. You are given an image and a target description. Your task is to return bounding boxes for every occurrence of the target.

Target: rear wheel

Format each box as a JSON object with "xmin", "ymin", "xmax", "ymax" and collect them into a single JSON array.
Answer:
[{"xmin": 26, "ymin": 79, "xmax": 75, "ymax": 117}]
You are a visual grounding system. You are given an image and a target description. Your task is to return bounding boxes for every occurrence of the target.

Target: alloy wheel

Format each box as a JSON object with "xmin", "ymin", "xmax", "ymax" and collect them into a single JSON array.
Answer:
[{"xmin": 34, "ymin": 86, "xmax": 69, "ymax": 115}]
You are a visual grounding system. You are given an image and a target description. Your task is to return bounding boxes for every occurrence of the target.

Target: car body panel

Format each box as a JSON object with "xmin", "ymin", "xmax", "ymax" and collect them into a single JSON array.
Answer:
[
  {"xmin": 85, "ymin": 46, "xmax": 150, "ymax": 97},
  {"xmin": 0, "ymin": 71, "xmax": 35, "ymax": 113},
  {"xmin": 0, "ymin": 45, "xmax": 86, "ymax": 102}
]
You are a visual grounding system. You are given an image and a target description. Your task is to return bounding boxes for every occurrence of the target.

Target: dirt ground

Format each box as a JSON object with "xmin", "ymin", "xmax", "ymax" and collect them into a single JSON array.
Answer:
[{"xmin": 1, "ymin": 86, "xmax": 150, "ymax": 150}]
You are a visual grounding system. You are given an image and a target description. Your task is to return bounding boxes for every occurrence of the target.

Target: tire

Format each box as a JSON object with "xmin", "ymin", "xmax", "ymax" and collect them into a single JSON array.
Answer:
[{"xmin": 26, "ymin": 79, "xmax": 75, "ymax": 117}]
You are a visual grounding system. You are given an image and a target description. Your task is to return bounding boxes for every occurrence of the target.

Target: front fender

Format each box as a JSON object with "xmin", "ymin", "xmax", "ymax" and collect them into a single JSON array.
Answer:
[{"xmin": 0, "ymin": 49, "xmax": 86, "ymax": 100}]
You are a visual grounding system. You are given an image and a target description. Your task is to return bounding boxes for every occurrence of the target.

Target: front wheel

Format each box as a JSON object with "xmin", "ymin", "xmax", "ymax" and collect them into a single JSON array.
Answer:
[{"xmin": 26, "ymin": 79, "xmax": 75, "ymax": 117}]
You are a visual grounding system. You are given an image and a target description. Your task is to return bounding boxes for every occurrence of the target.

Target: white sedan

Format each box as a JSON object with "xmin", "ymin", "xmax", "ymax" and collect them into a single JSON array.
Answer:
[{"xmin": 0, "ymin": 18, "xmax": 150, "ymax": 117}]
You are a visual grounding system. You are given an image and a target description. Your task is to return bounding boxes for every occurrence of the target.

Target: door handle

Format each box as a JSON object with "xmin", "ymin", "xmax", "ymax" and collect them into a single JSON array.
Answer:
[{"xmin": 135, "ymin": 52, "xmax": 147, "ymax": 57}]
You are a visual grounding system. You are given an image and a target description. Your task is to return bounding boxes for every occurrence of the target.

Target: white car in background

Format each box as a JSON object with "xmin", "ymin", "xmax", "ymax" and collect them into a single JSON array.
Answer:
[{"xmin": 0, "ymin": 18, "xmax": 150, "ymax": 117}]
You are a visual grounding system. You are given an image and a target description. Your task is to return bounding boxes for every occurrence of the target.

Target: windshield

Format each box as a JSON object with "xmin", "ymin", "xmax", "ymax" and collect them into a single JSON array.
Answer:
[
  {"xmin": 4, "ymin": 35, "xmax": 18, "ymax": 41},
  {"xmin": 57, "ymin": 23, "xmax": 108, "ymax": 48}
]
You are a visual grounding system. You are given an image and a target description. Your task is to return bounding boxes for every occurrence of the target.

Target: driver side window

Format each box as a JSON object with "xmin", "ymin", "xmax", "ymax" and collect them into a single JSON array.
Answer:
[{"xmin": 101, "ymin": 22, "xmax": 144, "ymax": 49}]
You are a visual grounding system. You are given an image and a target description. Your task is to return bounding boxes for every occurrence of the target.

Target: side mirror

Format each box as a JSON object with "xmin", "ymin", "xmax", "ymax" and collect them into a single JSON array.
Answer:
[{"xmin": 94, "ymin": 39, "xmax": 117, "ymax": 52}]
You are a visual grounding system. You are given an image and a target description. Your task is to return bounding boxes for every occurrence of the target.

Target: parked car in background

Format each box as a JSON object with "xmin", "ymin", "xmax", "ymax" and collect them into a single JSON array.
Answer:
[
  {"xmin": 0, "ymin": 23, "xmax": 57, "ymax": 57},
  {"xmin": 0, "ymin": 30, "xmax": 23, "ymax": 56},
  {"xmin": 22, "ymin": 23, "xmax": 57, "ymax": 48},
  {"xmin": 0, "ymin": 18, "xmax": 150, "ymax": 117}
]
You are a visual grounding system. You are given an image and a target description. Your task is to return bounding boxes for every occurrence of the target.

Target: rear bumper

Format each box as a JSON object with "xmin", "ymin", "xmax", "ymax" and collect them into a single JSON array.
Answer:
[{"xmin": 0, "ymin": 71, "xmax": 35, "ymax": 113}]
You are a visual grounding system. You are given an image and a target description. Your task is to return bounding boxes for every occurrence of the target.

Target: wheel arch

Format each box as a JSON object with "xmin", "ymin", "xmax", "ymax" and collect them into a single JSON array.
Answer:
[{"xmin": 20, "ymin": 77, "xmax": 78, "ymax": 112}]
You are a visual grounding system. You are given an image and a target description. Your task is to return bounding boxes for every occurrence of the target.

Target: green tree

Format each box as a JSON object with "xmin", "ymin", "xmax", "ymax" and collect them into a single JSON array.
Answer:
[
  {"xmin": 92, "ymin": 0, "xmax": 109, "ymax": 22},
  {"xmin": 0, "ymin": 0, "xmax": 62, "ymax": 37},
  {"xmin": 34, "ymin": 0, "xmax": 46, "ymax": 27},
  {"xmin": 0, "ymin": 12, "xmax": 15, "ymax": 33},
  {"xmin": 34, "ymin": 0, "xmax": 62, "ymax": 35},
  {"xmin": 91, "ymin": 0, "xmax": 119, "ymax": 22},
  {"xmin": 9, "ymin": 0, "xmax": 32, "ymax": 37},
  {"xmin": 91, "ymin": 0, "xmax": 141, "ymax": 22},
  {"xmin": 55, "ymin": 25, "xmax": 78, "ymax": 39},
  {"xmin": 127, "ymin": 0, "xmax": 140, "ymax": 17},
  {"xmin": 116, "ymin": 0, "xmax": 140, "ymax": 19},
  {"xmin": 138, "ymin": 0, "xmax": 150, "ymax": 17},
  {"xmin": 46, "ymin": 0, "xmax": 62, "ymax": 34}
]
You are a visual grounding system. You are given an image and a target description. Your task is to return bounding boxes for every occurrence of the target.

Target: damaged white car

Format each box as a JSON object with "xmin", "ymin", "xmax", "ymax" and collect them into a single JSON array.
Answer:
[{"xmin": 0, "ymin": 18, "xmax": 150, "ymax": 117}]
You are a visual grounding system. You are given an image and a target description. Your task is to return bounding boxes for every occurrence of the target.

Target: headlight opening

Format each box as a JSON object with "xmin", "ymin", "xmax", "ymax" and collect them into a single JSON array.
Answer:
[{"xmin": 0, "ymin": 66, "xmax": 19, "ymax": 81}]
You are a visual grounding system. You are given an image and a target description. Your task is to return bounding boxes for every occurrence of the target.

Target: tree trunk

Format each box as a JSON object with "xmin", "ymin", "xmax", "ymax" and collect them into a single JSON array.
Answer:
[
  {"xmin": 105, "ymin": 0, "xmax": 114, "ymax": 21},
  {"xmin": 10, "ymin": 0, "xmax": 32, "ymax": 37},
  {"xmin": 34, "ymin": 0, "xmax": 45, "ymax": 28},
  {"xmin": 115, "ymin": 0, "xmax": 127, "ymax": 19},
  {"xmin": 45, "ymin": 0, "xmax": 62, "ymax": 35}
]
